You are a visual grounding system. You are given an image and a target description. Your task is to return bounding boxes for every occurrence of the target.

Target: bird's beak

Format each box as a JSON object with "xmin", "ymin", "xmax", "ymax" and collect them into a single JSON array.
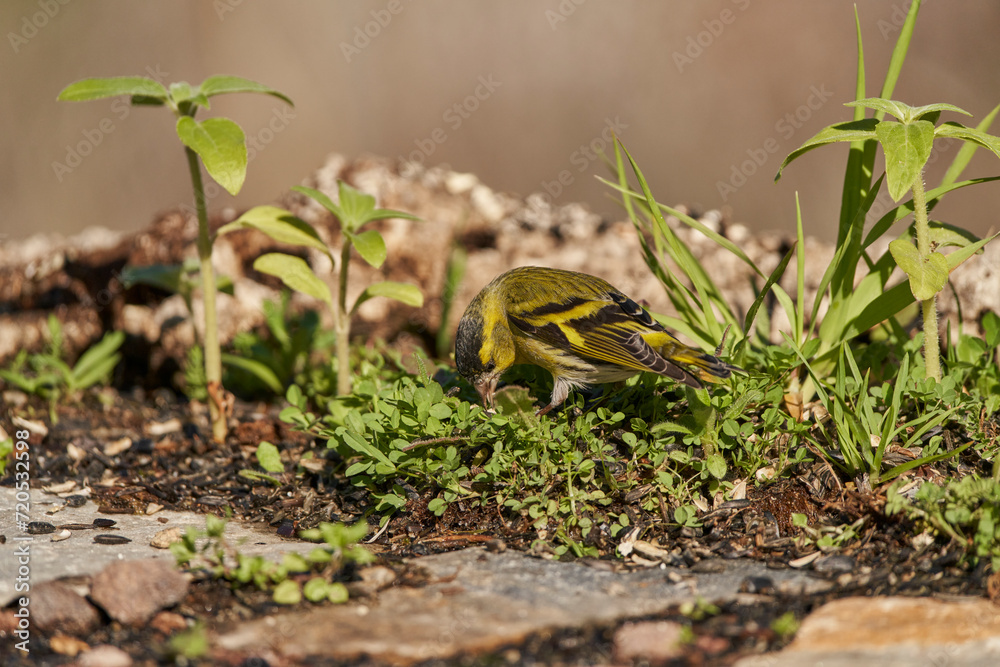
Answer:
[{"xmin": 475, "ymin": 376, "xmax": 499, "ymax": 411}]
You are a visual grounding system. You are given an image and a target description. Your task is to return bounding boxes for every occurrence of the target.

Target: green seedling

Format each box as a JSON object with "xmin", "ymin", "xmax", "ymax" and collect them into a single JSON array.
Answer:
[
  {"xmin": 216, "ymin": 180, "xmax": 423, "ymax": 396},
  {"xmin": 59, "ymin": 74, "xmax": 293, "ymax": 442}
]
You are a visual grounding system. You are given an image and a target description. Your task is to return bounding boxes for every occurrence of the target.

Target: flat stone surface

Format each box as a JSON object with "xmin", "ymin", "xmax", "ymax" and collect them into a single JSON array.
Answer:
[
  {"xmin": 0, "ymin": 487, "xmax": 296, "ymax": 606},
  {"xmin": 735, "ymin": 596, "xmax": 1000, "ymax": 667},
  {"xmin": 215, "ymin": 547, "xmax": 816, "ymax": 664}
]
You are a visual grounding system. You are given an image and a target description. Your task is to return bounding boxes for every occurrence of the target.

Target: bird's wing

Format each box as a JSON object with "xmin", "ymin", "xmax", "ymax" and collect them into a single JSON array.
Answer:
[{"xmin": 507, "ymin": 292, "xmax": 702, "ymax": 387}]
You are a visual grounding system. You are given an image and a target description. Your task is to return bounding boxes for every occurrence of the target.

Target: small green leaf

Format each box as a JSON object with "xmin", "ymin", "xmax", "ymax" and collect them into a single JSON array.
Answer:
[
  {"xmin": 705, "ymin": 453, "xmax": 727, "ymax": 479},
  {"xmin": 349, "ymin": 229, "xmax": 387, "ymax": 268},
  {"xmin": 253, "ymin": 253, "xmax": 332, "ymax": 306},
  {"xmin": 353, "ymin": 281, "xmax": 424, "ymax": 314},
  {"xmin": 876, "ymin": 120, "xmax": 934, "ymax": 201},
  {"xmin": 272, "ymin": 580, "xmax": 302, "ymax": 605},
  {"xmin": 337, "ymin": 182, "xmax": 376, "ymax": 232},
  {"xmin": 57, "ymin": 76, "xmax": 168, "ymax": 102},
  {"xmin": 927, "ymin": 222, "xmax": 979, "ymax": 250},
  {"xmin": 198, "ymin": 75, "xmax": 293, "ymax": 106},
  {"xmin": 255, "ymin": 441, "xmax": 284, "ymax": 473},
  {"xmin": 120, "ymin": 264, "xmax": 185, "ymax": 293},
  {"xmin": 216, "ymin": 206, "xmax": 330, "ymax": 256},
  {"xmin": 175, "ymin": 117, "xmax": 247, "ymax": 195},
  {"xmin": 326, "ymin": 582, "xmax": 349, "ymax": 604},
  {"xmin": 221, "ymin": 353, "xmax": 284, "ymax": 394},
  {"xmin": 291, "ymin": 185, "xmax": 342, "ymax": 218},
  {"xmin": 889, "ymin": 239, "xmax": 949, "ymax": 300},
  {"xmin": 846, "ymin": 98, "xmax": 970, "ymax": 123},
  {"xmin": 775, "ymin": 119, "xmax": 878, "ymax": 181},
  {"xmin": 934, "ymin": 122, "xmax": 1000, "ymax": 162},
  {"xmin": 302, "ymin": 578, "xmax": 331, "ymax": 602}
]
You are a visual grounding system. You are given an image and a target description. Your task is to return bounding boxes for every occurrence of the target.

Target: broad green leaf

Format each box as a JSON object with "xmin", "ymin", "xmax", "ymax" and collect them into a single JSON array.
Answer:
[
  {"xmin": 216, "ymin": 205, "xmax": 330, "ymax": 256},
  {"xmin": 198, "ymin": 75, "xmax": 293, "ymax": 106},
  {"xmin": 337, "ymin": 181, "xmax": 376, "ymax": 232},
  {"xmin": 255, "ymin": 441, "xmax": 285, "ymax": 473},
  {"xmin": 348, "ymin": 229, "xmax": 387, "ymax": 268},
  {"xmin": 57, "ymin": 76, "xmax": 168, "ymax": 102},
  {"xmin": 775, "ymin": 119, "xmax": 878, "ymax": 181},
  {"xmin": 888, "ymin": 240, "xmax": 948, "ymax": 300},
  {"xmin": 934, "ymin": 122, "xmax": 1000, "ymax": 162},
  {"xmin": 221, "ymin": 352, "xmax": 284, "ymax": 394},
  {"xmin": 175, "ymin": 117, "xmax": 247, "ymax": 195},
  {"xmin": 253, "ymin": 253, "xmax": 332, "ymax": 306},
  {"xmin": 291, "ymin": 185, "xmax": 342, "ymax": 218},
  {"xmin": 875, "ymin": 120, "xmax": 934, "ymax": 201},
  {"xmin": 353, "ymin": 281, "xmax": 424, "ymax": 314}
]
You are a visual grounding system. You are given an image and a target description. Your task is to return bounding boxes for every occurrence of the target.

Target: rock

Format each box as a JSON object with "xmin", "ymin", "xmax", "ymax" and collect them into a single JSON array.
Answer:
[
  {"xmin": 150, "ymin": 527, "xmax": 184, "ymax": 549},
  {"xmin": 345, "ymin": 565, "xmax": 398, "ymax": 598},
  {"xmin": 74, "ymin": 645, "xmax": 133, "ymax": 667},
  {"xmin": 89, "ymin": 559, "xmax": 189, "ymax": 625},
  {"xmin": 31, "ymin": 581, "xmax": 100, "ymax": 635},
  {"xmin": 216, "ymin": 547, "xmax": 816, "ymax": 664},
  {"xmin": 613, "ymin": 620, "xmax": 685, "ymax": 665},
  {"xmin": 737, "ymin": 596, "xmax": 1000, "ymax": 666}
]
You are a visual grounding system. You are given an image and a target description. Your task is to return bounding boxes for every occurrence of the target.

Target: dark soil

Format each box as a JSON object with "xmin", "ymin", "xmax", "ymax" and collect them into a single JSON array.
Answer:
[{"xmin": 2, "ymin": 384, "xmax": 994, "ymax": 666}]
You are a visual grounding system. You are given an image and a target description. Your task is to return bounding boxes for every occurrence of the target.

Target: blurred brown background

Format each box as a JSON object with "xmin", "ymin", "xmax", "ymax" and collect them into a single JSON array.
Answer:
[{"xmin": 2, "ymin": 1, "xmax": 999, "ymax": 243}]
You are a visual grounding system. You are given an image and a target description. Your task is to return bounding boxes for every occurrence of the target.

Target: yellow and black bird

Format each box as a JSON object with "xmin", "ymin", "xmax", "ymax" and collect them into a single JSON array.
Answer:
[{"xmin": 455, "ymin": 266, "xmax": 739, "ymax": 415}]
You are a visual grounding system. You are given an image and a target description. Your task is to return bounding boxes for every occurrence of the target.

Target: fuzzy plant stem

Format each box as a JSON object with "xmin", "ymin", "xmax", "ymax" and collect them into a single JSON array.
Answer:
[
  {"xmin": 910, "ymin": 175, "xmax": 941, "ymax": 381},
  {"xmin": 336, "ymin": 241, "xmax": 353, "ymax": 396},
  {"xmin": 185, "ymin": 146, "xmax": 227, "ymax": 442}
]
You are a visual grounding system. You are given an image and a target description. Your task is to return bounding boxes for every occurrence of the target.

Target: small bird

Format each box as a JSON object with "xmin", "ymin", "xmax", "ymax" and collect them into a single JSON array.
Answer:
[{"xmin": 455, "ymin": 266, "xmax": 739, "ymax": 415}]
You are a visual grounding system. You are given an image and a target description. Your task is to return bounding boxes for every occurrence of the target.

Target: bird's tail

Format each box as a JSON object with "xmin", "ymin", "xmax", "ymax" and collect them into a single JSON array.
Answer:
[{"xmin": 661, "ymin": 342, "xmax": 741, "ymax": 385}]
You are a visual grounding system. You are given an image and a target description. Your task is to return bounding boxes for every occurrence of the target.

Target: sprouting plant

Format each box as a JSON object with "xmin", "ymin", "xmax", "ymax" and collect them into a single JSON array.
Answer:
[
  {"xmin": 0, "ymin": 315, "xmax": 124, "ymax": 422},
  {"xmin": 775, "ymin": 2, "xmax": 1000, "ymax": 383},
  {"xmin": 171, "ymin": 514, "xmax": 373, "ymax": 605},
  {"xmin": 58, "ymin": 74, "xmax": 293, "ymax": 442},
  {"xmin": 215, "ymin": 180, "xmax": 423, "ymax": 396}
]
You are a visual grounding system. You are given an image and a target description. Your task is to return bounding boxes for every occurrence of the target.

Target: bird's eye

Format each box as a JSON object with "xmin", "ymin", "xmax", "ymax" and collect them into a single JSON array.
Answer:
[{"xmin": 484, "ymin": 360, "xmax": 496, "ymax": 372}]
